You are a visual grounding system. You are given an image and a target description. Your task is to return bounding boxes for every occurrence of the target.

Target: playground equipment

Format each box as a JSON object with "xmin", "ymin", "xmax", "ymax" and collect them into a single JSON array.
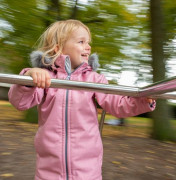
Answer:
[
  {"xmin": 0, "ymin": 73, "xmax": 176, "ymax": 99},
  {"xmin": 1, "ymin": 73, "xmax": 176, "ymax": 136}
]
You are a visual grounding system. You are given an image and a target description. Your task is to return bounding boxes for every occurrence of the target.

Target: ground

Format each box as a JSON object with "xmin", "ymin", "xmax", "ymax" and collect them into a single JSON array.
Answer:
[{"xmin": 0, "ymin": 101, "xmax": 176, "ymax": 180}]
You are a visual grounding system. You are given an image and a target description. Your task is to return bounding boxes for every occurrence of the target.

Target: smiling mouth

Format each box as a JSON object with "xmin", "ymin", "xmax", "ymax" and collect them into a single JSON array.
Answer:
[{"xmin": 81, "ymin": 54, "xmax": 89, "ymax": 58}]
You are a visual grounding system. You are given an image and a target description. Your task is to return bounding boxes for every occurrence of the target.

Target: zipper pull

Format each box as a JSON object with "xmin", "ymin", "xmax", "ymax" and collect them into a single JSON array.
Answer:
[{"xmin": 66, "ymin": 74, "xmax": 71, "ymax": 80}]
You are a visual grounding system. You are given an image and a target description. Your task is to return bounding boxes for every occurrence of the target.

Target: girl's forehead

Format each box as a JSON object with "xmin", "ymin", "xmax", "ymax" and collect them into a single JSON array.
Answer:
[{"xmin": 71, "ymin": 26, "xmax": 91, "ymax": 39}]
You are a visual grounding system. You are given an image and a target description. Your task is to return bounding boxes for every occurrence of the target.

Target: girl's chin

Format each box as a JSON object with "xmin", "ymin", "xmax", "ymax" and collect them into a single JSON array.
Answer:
[{"xmin": 82, "ymin": 58, "xmax": 88, "ymax": 63}]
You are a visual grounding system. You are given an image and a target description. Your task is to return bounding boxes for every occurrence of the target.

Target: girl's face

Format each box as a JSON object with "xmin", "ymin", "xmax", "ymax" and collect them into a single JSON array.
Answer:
[{"xmin": 62, "ymin": 26, "xmax": 91, "ymax": 70}]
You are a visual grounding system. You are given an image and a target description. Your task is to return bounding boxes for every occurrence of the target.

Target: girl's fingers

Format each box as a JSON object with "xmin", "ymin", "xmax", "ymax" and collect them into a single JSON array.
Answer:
[
  {"xmin": 147, "ymin": 98, "xmax": 155, "ymax": 104},
  {"xmin": 36, "ymin": 71, "xmax": 50, "ymax": 88},
  {"xmin": 36, "ymin": 72, "xmax": 41, "ymax": 88},
  {"xmin": 147, "ymin": 99, "xmax": 152, "ymax": 103},
  {"xmin": 45, "ymin": 73, "xmax": 51, "ymax": 88},
  {"xmin": 41, "ymin": 72, "xmax": 46, "ymax": 88},
  {"xmin": 32, "ymin": 72, "xmax": 38, "ymax": 85},
  {"xmin": 25, "ymin": 68, "xmax": 50, "ymax": 88}
]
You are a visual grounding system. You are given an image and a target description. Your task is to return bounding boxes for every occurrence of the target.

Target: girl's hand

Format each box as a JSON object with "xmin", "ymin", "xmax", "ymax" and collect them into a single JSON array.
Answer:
[
  {"xmin": 24, "ymin": 68, "xmax": 51, "ymax": 88},
  {"xmin": 146, "ymin": 98, "xmax": 156, "ymax": 107},
  {"xmin": 147, "ymin": 98, "xmax": 155, "ymax": 104}
]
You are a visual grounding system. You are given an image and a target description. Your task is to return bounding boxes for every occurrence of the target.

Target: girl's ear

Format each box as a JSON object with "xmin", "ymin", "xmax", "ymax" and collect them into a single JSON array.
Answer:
[{"xmin": 54, "ymin": 45, "xmax": 59, "ymax": 53}]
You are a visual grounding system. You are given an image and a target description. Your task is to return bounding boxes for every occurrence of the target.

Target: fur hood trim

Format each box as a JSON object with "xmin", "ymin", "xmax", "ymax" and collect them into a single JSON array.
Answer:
[{"xmin": 30, "ymin": 51, "xmax": 100, "ymax": 71}]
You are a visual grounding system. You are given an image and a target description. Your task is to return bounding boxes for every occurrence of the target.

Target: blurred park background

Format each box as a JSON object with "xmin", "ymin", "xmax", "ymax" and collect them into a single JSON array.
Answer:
[{"xmin": 0, "ymin": 0, "xmax": 176, "ymax": 179}]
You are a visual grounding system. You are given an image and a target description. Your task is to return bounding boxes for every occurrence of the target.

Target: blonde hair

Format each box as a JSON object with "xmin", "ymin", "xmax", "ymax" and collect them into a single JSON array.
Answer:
[{"xmin": 36, "ymin": 19, "xmax": 91, "ymax": 65}]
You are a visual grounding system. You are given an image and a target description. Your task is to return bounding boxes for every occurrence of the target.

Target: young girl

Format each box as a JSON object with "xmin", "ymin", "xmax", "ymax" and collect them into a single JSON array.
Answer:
[{"xmin": 8, "ymin": 19, "xmax": 155, "ymax": 180}]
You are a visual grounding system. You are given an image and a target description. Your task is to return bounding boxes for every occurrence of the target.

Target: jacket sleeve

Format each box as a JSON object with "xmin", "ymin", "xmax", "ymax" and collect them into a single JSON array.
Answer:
[
  {"xmin": 95, "ymin": 74, "xmax": 156, "ymax": 118},
  {"xmin": 8, "ymin": 68, "xmax": 45, "ymax": 111}
]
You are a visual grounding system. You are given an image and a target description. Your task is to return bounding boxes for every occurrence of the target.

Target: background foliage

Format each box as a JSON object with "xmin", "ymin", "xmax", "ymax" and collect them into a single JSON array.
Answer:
[{"xmin": 0, "ymin": 0, "xmax": 176, "ymax": 140}]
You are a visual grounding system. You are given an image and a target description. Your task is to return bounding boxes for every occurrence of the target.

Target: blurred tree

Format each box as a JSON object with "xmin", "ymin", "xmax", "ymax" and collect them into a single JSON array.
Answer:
[
  {"xmin": 45, "ymin": 0, "xmax": 62, "ymax": 26},
  {"xmin": 70, "ymin": 0, "xmax": 78, "ymax": 19},
  {"xmin": 0, "ymin": 0, "xmax": 46, "ymax": 73},
  {"xmin": 0, "ymin": 0, "xmax": 134, "ymax": 76},
  {"xmin": 1, "ymin": 0, "xmax": 176, "ymax": 80},
  {"xmin": 150, "ymin": 0, "xmax": 176, "ymax": 140},
  {"xmin": 163, "ymin": 0, "xmax": 176, "ymax": 77}
]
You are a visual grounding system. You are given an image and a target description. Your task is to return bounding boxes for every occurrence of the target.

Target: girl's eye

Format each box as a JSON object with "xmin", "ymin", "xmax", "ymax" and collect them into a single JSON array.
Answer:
[{"xmin": 79, "ymin": 41, "xmax": 84, "ymax": 44}]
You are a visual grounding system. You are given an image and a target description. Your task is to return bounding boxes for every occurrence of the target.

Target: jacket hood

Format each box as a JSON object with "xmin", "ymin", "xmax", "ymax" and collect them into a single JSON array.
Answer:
[{"xmin": 30, "ymin": 51, "xmax": 100, "ymax": 72}]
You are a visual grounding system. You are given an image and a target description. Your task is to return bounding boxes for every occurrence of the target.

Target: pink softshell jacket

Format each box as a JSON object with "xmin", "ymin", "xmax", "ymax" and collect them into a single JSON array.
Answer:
[{"xmin": 8, "ymin": 55, "xmax": 155, "ymax": 180}]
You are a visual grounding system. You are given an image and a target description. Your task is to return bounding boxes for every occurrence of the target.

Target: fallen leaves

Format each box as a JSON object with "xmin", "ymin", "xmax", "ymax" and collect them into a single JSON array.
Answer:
[
  {"xmin": 112, "ymin": 161, "xmax": 121, "ymax": 165},
  {"xmin": 1, "ymin": 152, "xmax": 12, "ymax": 155},
  {"xmin": 145, "ymin": 166, "xmax": 155, "ymax": 170},
  {"xmin": 0, "ymin": 173, "xmax": 14, "ymax": 177},
  {"xmin": 145, "ymin": 150, "xmax": 156, "ymax": 154},
  {"xmin": 143, "ymin": 157, "xmax": 154, "ymax": 160},
  {"xmin": 165, "ymin": 166, "xmax": 175, "ymax": 169}
]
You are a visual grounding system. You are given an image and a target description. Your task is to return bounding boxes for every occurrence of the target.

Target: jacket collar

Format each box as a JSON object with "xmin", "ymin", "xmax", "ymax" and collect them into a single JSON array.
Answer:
[
  {"xmin": 53, "ymin": 55, "xmax": 92, "ymax": 74},
  {"xmin": 30, "ymin": 51, "xmax": 100, "ymax": 73},
  {"xmin": 53, "ymin": 55, "xmax": 70, "ymax": 73}
]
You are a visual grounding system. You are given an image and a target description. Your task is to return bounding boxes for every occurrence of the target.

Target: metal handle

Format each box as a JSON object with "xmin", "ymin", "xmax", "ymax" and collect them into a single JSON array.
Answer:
[{"xmin": 1, "ymin": 73, "xmax": 176, "ymax": 99}]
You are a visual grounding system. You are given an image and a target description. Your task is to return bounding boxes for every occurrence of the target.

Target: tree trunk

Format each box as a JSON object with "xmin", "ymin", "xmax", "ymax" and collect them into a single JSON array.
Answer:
[
  {"xmin": 45, "ymin": 0, "xmax": 62, "ymax": 26},
  {"xmin": 150, "ymin": 0, "xmax": 176, "ymax": 141},
  {"xmin": 70, "ymin": 0, "xmax": 78, "ymax": 19}
]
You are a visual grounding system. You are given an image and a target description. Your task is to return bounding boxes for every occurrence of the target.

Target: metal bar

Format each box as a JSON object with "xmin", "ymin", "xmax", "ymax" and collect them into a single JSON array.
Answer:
[
  {"xmin": 0, "ymin": 73, "xmax": 139, "ymax": 96},
  {"xmin": 149, "ymin": 93, "xmax": 176, "ymax": 100},
  {"xmin": 1, "ymin": 73, "xmax": 176, "ymax": 99},
  {"xmin": 139, "ymin": 78, "xmax": 176, "ymax": 97}
]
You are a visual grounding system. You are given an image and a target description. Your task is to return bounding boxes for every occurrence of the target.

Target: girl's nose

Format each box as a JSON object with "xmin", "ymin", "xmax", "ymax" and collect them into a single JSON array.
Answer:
[{"xmin": 86, "ymin": 43, "xmax": 91, "ymax": 51}]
